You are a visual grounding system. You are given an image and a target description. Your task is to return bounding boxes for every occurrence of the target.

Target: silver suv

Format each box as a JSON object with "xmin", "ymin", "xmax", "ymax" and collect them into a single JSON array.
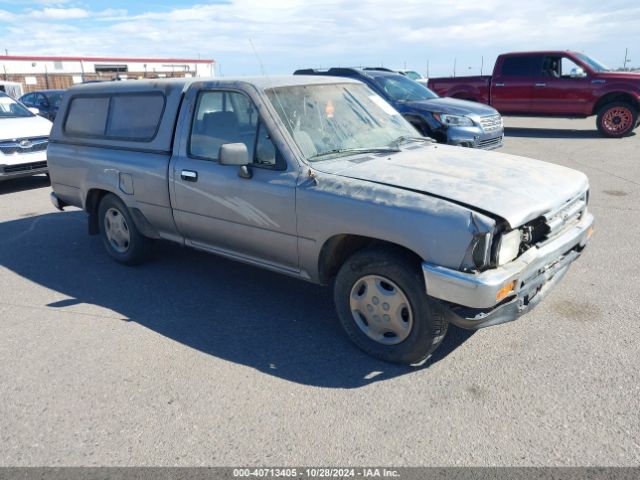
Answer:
[{"xmin": 47, "ymin": 77, "xmax": 594, "ymax": 364}]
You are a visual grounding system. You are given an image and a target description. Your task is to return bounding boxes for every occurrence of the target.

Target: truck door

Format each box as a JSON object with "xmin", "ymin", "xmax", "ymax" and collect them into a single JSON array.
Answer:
[
  {"xmin": 490, "ymin": 55, "xmax": 537, "ymax": 113},
  {"xmin": 169, "ymin": 87, "xmax": 300, "ymax": 273},
  {"xmin": 529, "ymin": 55, "xmax": 593, "ymax": 116}
]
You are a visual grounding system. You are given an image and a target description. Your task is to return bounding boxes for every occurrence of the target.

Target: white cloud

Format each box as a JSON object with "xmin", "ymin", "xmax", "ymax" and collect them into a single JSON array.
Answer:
[
  {"xmin": 0, "ymin": 0, "xmax": 639, "ymax": 75},
  {"xmin": 28, "ymin": 7, "xmax": 89, "ymax": 19}
]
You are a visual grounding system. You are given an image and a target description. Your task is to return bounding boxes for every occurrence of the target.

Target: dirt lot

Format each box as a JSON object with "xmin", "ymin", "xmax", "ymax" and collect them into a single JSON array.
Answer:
[{"xmin": 0, "ymin": 116, "xmax": 638, "ymax": 466}]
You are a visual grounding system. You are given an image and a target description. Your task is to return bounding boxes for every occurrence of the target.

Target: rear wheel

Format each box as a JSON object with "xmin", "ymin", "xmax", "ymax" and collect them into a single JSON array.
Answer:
[
  {"xmin": 596, "ymin": 102, "xmax": 638, "ymax": 138},
  {"xmin": 333, "ymin": 246, "xmax": 448, "ymax": 364},
  {"xmin": 98, "ymin": 194, "xmax": 149, "ymax": 265}
]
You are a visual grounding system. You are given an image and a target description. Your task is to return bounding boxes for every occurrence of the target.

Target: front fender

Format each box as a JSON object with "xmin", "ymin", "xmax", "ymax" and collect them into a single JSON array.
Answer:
[{"xmin": 296, "ymin": 171, "xmax": 496, "ymax": 283}]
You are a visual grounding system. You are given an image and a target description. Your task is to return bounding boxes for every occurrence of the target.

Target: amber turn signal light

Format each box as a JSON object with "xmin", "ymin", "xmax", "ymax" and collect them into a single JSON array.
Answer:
[{"xmin": 496, "ymin": 280, "xmax": 517, "ymax": 302}]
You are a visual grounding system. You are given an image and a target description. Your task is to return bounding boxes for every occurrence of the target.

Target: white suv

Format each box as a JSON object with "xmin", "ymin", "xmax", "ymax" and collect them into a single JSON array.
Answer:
[{"xmin": 0, "ymin": 92, "xmax": 52, "ymax": 181}]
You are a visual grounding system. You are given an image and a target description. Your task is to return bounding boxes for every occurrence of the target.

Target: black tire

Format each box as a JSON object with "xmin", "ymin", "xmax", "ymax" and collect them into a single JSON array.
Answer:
[
  {"xmin": 333, "ymin": 246, "xmax": 448, "ymax": 365},
  {"xmin": 98, "ymin": 193, "xmax": 149, "ymax": 265},
  {"xmin": 596, "ymin": 102, "xmax": 638, "ymax": 138}
]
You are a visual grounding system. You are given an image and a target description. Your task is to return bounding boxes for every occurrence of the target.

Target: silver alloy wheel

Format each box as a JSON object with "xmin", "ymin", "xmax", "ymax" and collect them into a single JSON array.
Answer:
[
  {"xmin": 104, "ymin": 207, "xmax": 131, "ymax": 254},
  {"xmin": 349, "ymin": 275, "xmax": 414, "ymax": 345}
]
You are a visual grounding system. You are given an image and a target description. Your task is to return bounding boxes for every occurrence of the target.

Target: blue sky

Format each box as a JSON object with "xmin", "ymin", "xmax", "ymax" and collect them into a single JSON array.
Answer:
[{"xmin": 0, "ymin": 0, "xmax": 638, "ymax": 77}]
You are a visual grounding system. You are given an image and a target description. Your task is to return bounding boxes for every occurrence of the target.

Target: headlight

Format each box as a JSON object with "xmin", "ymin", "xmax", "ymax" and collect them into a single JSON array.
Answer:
[
  {"xmin": 496, "ymin": 229, "xmax": 521, "ymax": 266},
  {"xmin": 433, "ymin": 113, "xmax": 474, "ymax": 126}
]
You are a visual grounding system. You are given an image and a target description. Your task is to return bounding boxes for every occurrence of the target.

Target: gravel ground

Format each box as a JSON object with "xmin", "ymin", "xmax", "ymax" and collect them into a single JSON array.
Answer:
[{"xmin": 0, "ymin": 116, "xmax": 638, "ymax": 466}]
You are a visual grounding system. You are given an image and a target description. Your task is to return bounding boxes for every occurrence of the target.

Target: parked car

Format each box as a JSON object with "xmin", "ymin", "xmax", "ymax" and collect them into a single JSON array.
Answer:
[
  {"xmin": 428, "ymin": 50, "xmax": 640, "ymax": 137},
  {"xmin": 19, "ymin": 89, "xmax": 65, "ymax": 121},
  {"xmin": 0, "ymin": 92, "xmax": 51, "ymax": 181},
  {"xmin": 295, "ymin": 67, "xmax": 503, "ymax": 149},
  {"xmin": 48, "ymin": 77, "xmax": 593, "ymax": 364}
]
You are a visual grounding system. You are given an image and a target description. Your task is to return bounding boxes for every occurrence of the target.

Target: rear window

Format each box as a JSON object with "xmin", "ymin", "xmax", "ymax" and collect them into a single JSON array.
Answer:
[
  {"xmin": 64, "ymin": 93, "xmax": 165, "ymax": 141},
  {"xmin": 500, "ymin": 56, "xmax": 536, "ymax": 77}
]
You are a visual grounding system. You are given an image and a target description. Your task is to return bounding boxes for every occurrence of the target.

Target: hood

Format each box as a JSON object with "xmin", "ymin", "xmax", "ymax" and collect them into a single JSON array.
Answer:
[
  {"xmin": 312, "ymin": 144, "xmax": 589, "ymax": 228},
  {"xmin": 0, "ymin": 115, "xmax": 52, "ymax": 141},
  {"xmin": 594, "ymin": 71, "xmax": 640, "ymax": 81},
  {"xmin": 405, "ymin": 97, "xmax": 498, "ymax": 117}
]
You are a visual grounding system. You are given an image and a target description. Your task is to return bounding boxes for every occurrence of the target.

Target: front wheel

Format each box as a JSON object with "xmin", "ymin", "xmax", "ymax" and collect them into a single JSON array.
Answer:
[
  {"xmin": 333, "ymin": 246, "xmax": 448, "ymax": 365},
  {"xmin": 596, "ymin": 102, "xmax": 638, "ymax": 138}
]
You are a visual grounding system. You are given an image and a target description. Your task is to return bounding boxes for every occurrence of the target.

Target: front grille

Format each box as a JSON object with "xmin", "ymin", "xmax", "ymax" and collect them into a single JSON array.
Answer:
[
  {"xmin": 522, "ymin": 192, "xmax": 588, "ymax": 248},
  {"xmin": 2, "ymin": 161, "xmax": 48, "ymax": 174},
  {"xmin": 0, "ymin": 136, "xmax": 48, "ymax": 155},
  {"xmin": 477, "ymin": 136, "xmax": 503, "ymax": 149},
  {"xmin": 543, "ymin": 193, "xmax": 587, "ymax": 240},
  {"xmin": 480, "ymin": 114, "xmax": 503, "ymax": 133}
]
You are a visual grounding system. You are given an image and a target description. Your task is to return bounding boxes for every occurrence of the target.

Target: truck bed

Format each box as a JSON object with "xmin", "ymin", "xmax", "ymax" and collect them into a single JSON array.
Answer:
[{"xmin": 428, "ymin": 75, "xmax": 492, "ymax": 104}]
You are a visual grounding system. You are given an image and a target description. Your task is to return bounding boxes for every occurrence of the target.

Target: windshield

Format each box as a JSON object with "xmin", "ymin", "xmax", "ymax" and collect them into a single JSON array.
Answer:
[
  {"xmin": 574, "ymin": 53, "xmax": 610, "ymax": 72},
  {"xmin": 372, "ymin": 75, "xmax": 438, "ymax": 102},
  {"xmin": 266, "ymin": 83, "xmax": 421, "ymax": 161},
  {"xmin": 0, "ymin": 95, "xmax": 34, "ymax": 118}
]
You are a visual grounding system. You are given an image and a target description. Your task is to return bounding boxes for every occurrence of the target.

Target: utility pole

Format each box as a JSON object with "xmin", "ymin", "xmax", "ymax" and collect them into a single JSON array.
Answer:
[
  {"xmin": 481, "ymin": 56, "xmax": 484, "ymax": 75},
  {"xmin": 453, "ymin": 58, "xmax": 456, "ymax": 77},
  {"xmin": 426, "ymin": 60, "xmax": 429, "ymax": 78},
  {"xmin": 623, "ymin": 48, "xmax": 630, "ymax": 71}
]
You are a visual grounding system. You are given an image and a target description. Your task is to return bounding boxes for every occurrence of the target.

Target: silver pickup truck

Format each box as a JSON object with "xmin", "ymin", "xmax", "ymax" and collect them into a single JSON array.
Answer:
[{"xmin": 48, "ymin": 77, "xmax": 594, "ymax": 364}]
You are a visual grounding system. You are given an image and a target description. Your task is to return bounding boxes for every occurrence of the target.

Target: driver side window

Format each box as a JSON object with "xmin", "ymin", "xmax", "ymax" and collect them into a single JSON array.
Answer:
[
  {"xmin": 189, "ymin": 90, "xmax": 283, "ymax": 170},
  {"xmin": 541, "ymin": 56, "xmax": 561, "ymax": 78},
  {"xmin": 189, "ymin": 90, "xmax": 257, "ymax": 161}
]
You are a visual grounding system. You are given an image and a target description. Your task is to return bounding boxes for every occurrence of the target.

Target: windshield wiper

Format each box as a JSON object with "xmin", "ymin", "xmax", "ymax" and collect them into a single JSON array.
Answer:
[
  {"xmin": 389, "ymin": 135, "xmax": 436, "ymax": 149},
  {"xmin": 309, "ymin": 146, "xmax": 400, "ymax": 161}
]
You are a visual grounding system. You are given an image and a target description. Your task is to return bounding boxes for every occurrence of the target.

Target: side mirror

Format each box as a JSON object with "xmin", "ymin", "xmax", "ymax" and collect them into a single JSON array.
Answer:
[
  {"xmin": 28, "ymin": 107, "xmax": 40, "ymax": 115},
  {"xmin": 219, "ymin": 143, "xmax": 249, "ymax": 166},
  {"xmin": 570, "ymin": 67, "xmax": 587, "ymax": 79}
]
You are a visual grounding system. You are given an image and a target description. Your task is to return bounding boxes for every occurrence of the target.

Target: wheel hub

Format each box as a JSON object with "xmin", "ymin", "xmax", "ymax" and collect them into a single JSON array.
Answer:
[
  {"xmin": 349, "ymin": 275, "xmax": 413, "ymax": 345},
  {"xmin": 104, "ymin": 207, "xmax": 131, "ymax": 254},
  {"xmin": 603, "ymin": 107, "xmax": 633, "ymax": 133}
]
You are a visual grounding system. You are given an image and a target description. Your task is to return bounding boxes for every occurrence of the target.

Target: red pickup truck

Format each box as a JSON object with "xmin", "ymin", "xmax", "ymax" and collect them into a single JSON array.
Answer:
[{"xmin": 428, "ymin": 51, "xmax": 640, "ymax": 137}]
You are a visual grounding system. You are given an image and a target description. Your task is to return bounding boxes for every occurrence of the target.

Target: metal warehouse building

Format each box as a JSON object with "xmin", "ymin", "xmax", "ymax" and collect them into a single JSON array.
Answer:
[{"xmin": 0, "ymin": 55, "xmax": 215, "ymax": 94}]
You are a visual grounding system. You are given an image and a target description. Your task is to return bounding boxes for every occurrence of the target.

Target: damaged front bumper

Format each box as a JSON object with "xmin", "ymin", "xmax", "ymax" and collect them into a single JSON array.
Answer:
[{"xmin": 422, "ymin": 211, "xmax": 594, "ymax": 329}]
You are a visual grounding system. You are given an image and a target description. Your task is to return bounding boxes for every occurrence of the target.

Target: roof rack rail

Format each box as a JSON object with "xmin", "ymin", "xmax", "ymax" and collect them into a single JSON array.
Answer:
[
  {"xmin": 294, "ymin": 67, "xmax": 365, "ymax": 76},
  {"xmin": 363, "ymin": 67, "xmax": 395, "ymax": 72}
]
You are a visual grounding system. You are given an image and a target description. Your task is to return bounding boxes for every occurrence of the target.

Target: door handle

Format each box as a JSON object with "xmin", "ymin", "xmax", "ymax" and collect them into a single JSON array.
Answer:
[
  {"xmin": 495, "ymin": 82, "xmax": 505, "ymax": 87},
  {"xmin": 181, "ymin": 170, "xmax": 198, "ymax": 182},
  {"xmin": 535, "ymin": 82, "xmax": 546, "ymax": 87}
]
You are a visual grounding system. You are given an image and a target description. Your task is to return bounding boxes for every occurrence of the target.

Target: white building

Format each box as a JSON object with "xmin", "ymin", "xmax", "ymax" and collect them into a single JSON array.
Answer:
[{"xmin": 0, "ymin": 55, "xmax": 215, "ymax": 93}]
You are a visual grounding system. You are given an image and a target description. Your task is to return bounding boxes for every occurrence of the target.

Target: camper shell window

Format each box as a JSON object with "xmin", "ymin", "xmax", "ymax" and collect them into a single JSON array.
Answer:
[{"xmin": 64, "ymin": 92, "xmax": 166, "ymax": 141}]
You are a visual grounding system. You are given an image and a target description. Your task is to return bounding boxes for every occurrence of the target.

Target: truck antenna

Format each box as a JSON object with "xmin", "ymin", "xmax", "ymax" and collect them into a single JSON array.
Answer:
[{"xmin": 248, "ymin": 38, "xmax": 296, "ymax": 135}]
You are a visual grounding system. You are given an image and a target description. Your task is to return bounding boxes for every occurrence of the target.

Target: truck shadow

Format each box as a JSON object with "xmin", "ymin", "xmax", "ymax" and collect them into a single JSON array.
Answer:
[
  {"xmin": 0, "ymin": 175, "xmax": 50, "ymax": 195},
  {"xmin": 504, "ymin": 126, "xmax": 635, "ymax": 139},
  {"xmin": 0, "ymin": 211, "xmax": 474, "ymax": 388}
]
